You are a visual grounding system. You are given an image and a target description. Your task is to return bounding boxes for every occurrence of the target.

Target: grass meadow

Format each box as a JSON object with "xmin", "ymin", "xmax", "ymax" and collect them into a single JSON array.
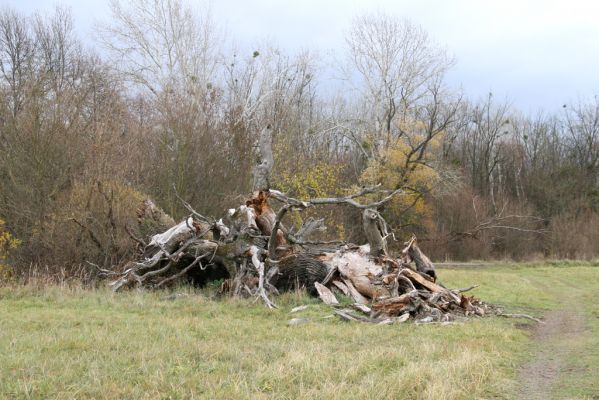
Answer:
[{"xmin": 1, "ymin": 262, "xmax": 598, "ymax": 399}]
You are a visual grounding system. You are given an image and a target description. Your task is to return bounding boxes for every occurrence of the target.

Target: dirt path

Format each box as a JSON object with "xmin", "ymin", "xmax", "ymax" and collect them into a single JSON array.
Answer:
[{"xmin": 516, "ymin": 308, "xmax": 586, "ymax": 400}]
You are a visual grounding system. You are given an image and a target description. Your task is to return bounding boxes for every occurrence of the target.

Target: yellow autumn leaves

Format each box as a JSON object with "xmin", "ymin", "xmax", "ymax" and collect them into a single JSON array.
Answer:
[
  {"xmin": 360, "ymin": 120, "xmax": 443, "ymax": 232},
  {"xmin": 0, "ymin": 218, "xmax": 20, "ymax": 281}
]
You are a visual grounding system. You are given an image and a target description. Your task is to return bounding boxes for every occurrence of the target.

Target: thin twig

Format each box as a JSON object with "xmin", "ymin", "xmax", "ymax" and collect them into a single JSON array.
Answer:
[{"xmin": 454, "ymin": 285, "xmax": 479, "ymax": 293}]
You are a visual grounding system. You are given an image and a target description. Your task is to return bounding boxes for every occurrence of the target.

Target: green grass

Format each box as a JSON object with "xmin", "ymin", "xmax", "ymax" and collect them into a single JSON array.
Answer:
[{"xmin": 1, "ymin": 264, "xmax": 598, "ymax": 399}]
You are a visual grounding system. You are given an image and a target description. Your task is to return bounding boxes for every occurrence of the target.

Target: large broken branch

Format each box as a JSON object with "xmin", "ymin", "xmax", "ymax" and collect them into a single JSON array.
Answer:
[
  {"xmin": 107, "ymin": 172, "xmax": 498, "ymax": 322},
  {"xmin": 268, "ymin": 185, "xmax": 402, "ymax": 209},
  {"xmin": 267, "ymin": 186, "xmax": 402, "ymax": 261}
]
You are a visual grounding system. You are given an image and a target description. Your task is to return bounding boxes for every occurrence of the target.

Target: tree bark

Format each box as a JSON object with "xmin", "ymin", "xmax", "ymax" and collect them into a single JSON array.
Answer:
[
  {"xmin": 362, "ymin": 208, "xmax": 387, "ymax": 257},
  {"xmin": 252, "ymin": 125, "xmax": 274, "ymax": 192}
]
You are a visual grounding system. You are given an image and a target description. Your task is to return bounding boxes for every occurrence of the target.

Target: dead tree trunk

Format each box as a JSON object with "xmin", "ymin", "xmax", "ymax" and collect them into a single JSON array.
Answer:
[
  {"xmin": 252, "ymin": 125, "xmax": 274, "ymax": 192},
  {"xmin": 362, "ymin": 208, "xmax": 388, "ymax": 257},
  {"xmin": 105, "ymin": 184, "xmax": 499, "ymax": 324},
  {"xmin": 102, "ymin": 123, "xmax": 495, "ymax": 322}
]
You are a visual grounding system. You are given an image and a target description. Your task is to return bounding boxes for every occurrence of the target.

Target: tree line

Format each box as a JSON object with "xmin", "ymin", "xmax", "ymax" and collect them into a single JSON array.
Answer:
[{"xmin": 0, "ymin": 1, "xmax": 597, "ymax": 280}]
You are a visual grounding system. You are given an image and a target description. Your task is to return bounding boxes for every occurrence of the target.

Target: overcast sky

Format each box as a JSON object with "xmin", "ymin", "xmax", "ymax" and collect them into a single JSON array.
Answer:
[{"xmin": 6, "ymin": 0, "xmax": 599, "ymax": 113}]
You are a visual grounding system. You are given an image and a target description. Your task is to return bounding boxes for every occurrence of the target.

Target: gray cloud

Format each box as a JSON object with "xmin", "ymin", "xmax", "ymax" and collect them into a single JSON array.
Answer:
[{"xmin": 6, "ymin": 0, "xmax": 599, "ymax": 112}]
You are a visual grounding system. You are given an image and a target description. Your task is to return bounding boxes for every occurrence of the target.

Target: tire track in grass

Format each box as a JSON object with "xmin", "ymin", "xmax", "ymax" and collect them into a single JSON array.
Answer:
[{"xmin": 516, "ymin": 307, "xmax": 586, "ymax": 400}]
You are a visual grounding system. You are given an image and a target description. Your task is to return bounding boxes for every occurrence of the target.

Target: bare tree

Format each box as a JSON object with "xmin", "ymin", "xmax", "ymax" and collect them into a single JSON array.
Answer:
[
  {"xmin": 564, "ymin": 98, "xmax": 599, "ymax": 177},
  {"xmin": 98, "ymin": 0, "xmax": 219, "ymax": 98},
  {"xmin": 0, "ymin": 8, "xmax": 33, "ymax": 117},
  {"xmin": 455, "ymin": 94, "xmax": 512, "ymax": 211},
  {"xmin": 33, "ymin": 6, "xmax": 82, "ymax": 93},
  {"xmin": 345, "ymin": 13, "xmax": 454, "ymax": 153}
]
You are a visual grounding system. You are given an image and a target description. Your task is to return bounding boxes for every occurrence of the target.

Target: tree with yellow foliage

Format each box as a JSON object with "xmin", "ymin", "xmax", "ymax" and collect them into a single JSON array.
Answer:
[
  {"xmin": 0, "ymin": 218, "xmax": 21, "ymax": 282},
  {"xmin": 359, "ymin": 118, "xmax": 446, "ymax": 237}
]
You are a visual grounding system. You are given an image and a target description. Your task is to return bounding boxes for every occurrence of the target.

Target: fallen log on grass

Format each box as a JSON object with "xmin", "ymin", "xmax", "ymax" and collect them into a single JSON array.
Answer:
[{"xmin": 101, "ymin": 124, "xmax": 497, "ymax": 324}]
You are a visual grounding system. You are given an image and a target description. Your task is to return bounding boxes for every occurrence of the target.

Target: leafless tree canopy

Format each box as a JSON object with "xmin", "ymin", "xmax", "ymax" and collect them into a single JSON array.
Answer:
[{"xmin": 0, "ymin": 1, "xmax": 598, "ymax": 284}]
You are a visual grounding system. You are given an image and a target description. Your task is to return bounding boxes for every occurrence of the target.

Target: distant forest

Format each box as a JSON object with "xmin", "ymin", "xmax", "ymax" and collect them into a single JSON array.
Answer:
[{"xmin": 0, "ymin": 1, "xmax": 598, "ymax": 280}]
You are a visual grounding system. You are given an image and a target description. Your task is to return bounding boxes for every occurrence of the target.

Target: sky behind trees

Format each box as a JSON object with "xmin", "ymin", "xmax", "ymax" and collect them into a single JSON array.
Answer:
[{"xmin": 5, "ymin": 0, "xmax": 599, "ymax": 113}]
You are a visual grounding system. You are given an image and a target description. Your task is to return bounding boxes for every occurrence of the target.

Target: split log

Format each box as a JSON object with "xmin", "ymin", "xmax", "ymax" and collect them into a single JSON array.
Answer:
[
  {"xmin": 341, "ymin": 278, "xmax": 369, "ymax": 304},
  {"xmin": 400, "ymin": 268, "xmax": 461, "ymax": 303},
  {"xmin": 372, "ymin": 291, "xmax": 419, "ymax": 316},
  {"xmin": 327, "ymin": 248, "xmax": 390, "ymax": 300},
  {"xmin": 314, "ymin": 282, "xmax": 339, "ymax": 305},
  {"xmin": 332, "ymin": 280, "xmax": 350, "ymax": 296},
  {"xmin": 403, "ymin": 236, "xmax": 436, "ymax": 280},
  {"xmin": 399, "ymin": 268, "xmax": 442, "ymax": 293}
]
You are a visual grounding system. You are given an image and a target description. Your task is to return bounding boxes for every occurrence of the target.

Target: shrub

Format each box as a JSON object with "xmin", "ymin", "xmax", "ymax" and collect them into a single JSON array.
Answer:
[{"xmin": 0, "ymin": 218, "xmax": 21, "ymax": 283}]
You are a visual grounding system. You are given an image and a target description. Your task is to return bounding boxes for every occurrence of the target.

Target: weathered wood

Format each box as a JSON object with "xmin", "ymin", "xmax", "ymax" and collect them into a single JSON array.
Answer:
[
  {"xmin": 405, "ymin": 236, "xmax": 436, "ymax": 280},
  {"xmin": 320, "ymin": 265, "xmax": 337, "ymax": 286},
  {"xmin": 315, "ymin": 282, "xmax": 339, "ymax": 305},
  {"xmin": 341, "ymin": 278, "xmax": 370, "ymax": 304},
  {"xmin": 362, "ymin": 208, "xmax": 387, "ymax": 257},
  {"xmin": 111, "ymin": 183, "xmax": 498, "ymax": 322},
  {"xmin": 252, "ymin": 125, "xmax": 274, "ymax": 191},
  {"xmin": 290, "ymin": 305, "xmax": 309, "ymax": 313},
  {"xmin": 404, "ymin": 269, "xmax": 462, "ymax": 303},
  {"xmin": 454, "ymin": 285, "xmax": 479, "ymax": 293},
  {"xmin": 400, "ymin": 268, "xmax": 443, "ymax": 293},
  {"xmin": 334, "ymin": 309, "xmax": 375, "ymax": 323},
  {"xmin": 330, "ymin": 248, "xmax": 390, "ymax": 300},
  {"xmin": 351, "ymin": 303, "xmax": 372, "ymax": 314},
  {"xmin": 247, "ymin": 191, "xmax": 277, "ymax": 236},
  {"xmin": 147, "ymin": 217, "xmax": 197, "ymax": 254},
  {"xmin": 267, "ymin": 186, "xmax": 401, "ymax": 263},
  {"xmin": 249, "ymin": 245, "xmax": 277, "ymax": 309},
  {"xmin": 371, "ymin": 291, "xmax": 418, "ymax": 316},
  {"xmin": 332, "ymin": 280, "xmax": 350, "ymax": 296}
]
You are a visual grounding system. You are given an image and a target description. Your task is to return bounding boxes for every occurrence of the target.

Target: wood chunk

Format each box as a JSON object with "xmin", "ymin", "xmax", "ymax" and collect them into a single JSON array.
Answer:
[
  {"xmin": 396, "ymin": 313, "xmax": 410, "ymax": 323},
  {"xmin": 400, "ymin": 268, "xmax": 443, "ymax": 292},
  {"xmin": 315, "ymin": 282, "xmax": 339, "ymax": 305},
  {"xmin": 341, "ymin": 278, "xmax": 369, "ymax": 304},
  {"xmin": 334, "ymin": 309, "xmax": 374, "ymax": 323},
  {"xmin": 400, "ymin": 268, "xmax": 462, "ymax": 303},
  {"xmin": 351, "ymin": 303, "xmax": 372, "ymax": 314},
  {"xmin": 290, "ymin": 305, "xmax": 309, "ymax": 313},
  {"xmin": 332, "ymin": 251, "xmax": 390, "ymax": 299},
  {"xmin": 332, "ymin": 280, "xmax": 350, "ymax": 296},
  {"xmin": 371, "ymin": 291, "xmax": 417, "ymax": 316}
]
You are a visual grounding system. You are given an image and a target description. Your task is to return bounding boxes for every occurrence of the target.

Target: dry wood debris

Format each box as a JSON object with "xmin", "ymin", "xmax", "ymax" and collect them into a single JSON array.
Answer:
[
  {"xmin": 100, "ymin": 125, "xmax": 500, "ymax": 325},
  {"xmin": 101, "ymin": 188, "xmax": 498, "ymax": 324}
]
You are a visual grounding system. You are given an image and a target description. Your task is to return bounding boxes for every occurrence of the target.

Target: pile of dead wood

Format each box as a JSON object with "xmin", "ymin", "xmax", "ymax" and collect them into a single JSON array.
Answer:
[
  {"xmin": 99, "ymin": 125, "xmax": 499, "ymax": 324},
  {"xmin": 100, "ymin": 188, "xmax": 497, "ymax": 324},
  {"xmin": 309, "ymin": 238, "xmax": 497, "ymax": 324}
]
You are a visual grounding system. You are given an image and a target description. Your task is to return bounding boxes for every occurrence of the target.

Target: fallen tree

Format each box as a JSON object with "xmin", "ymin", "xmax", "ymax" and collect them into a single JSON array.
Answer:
[{"xmin": 101, "ymin": 125, "xmax": 499, "ymax": 323}]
